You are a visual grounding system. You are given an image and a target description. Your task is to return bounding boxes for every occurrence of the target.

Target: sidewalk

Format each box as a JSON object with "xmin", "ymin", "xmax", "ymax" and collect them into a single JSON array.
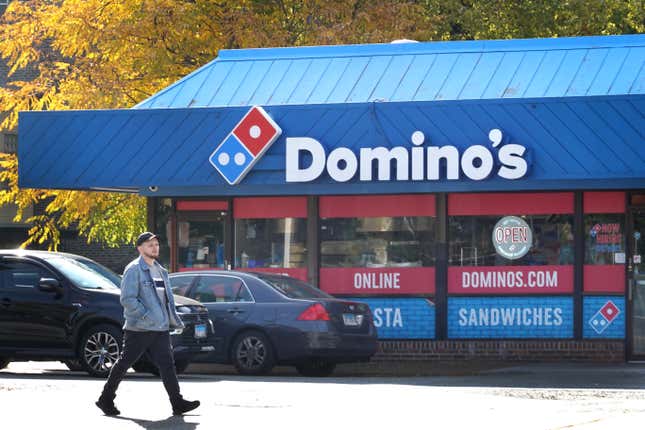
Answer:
[{"xmin": 186, "ymin": 360, "xmax": 645, "ymax": 389}]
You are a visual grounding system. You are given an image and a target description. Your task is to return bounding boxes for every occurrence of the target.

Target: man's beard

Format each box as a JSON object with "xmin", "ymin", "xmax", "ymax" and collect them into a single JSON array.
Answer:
[{"xmin": 142, "ymin": 249, "xmax": 159, "ymax": 259}]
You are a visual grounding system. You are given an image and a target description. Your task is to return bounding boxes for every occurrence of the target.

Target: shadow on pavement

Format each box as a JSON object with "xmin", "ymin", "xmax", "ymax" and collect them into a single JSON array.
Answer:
[{"xmin": 112, "ymin": 414, "xmax": 199, "ymax": 430}]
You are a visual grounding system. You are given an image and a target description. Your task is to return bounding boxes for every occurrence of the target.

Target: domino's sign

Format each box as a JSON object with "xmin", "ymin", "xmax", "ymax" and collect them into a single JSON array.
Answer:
[
  {"xmin": 208, "ymin": 106, "xmax": 529, "ymax": 185},
  {"xmin": 583, "ymin": 296, "xmax": 625, "ymax": 339},
  {"xmin": 209, "ymin": 106, "xmax": 282, "ymax": 185}
]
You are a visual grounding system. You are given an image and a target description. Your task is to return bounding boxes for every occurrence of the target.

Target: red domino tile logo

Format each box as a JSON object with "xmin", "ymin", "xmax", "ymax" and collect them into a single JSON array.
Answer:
[
  {"xmin": 232, "ymin": 107, "xmax": 281, "ymax": 156},
  {"xmin": 600, "ymin": 301, "xmax": 620, "ymax": 323}
]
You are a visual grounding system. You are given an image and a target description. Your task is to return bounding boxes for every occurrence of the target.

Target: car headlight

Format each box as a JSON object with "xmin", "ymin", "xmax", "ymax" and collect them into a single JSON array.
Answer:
[
  {"xmin": 170, "ymin": 328, "xmax": 184, "ymax": 336},
  {"xmin": 176, "ymin": 306, "xmax": 192, "ymax": 314}
]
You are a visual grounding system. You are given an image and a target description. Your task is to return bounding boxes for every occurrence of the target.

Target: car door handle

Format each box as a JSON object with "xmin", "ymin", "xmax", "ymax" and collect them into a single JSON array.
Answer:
[{"xmin": 226, "ymin": 308, "xmax": 245, "ymax": 314}]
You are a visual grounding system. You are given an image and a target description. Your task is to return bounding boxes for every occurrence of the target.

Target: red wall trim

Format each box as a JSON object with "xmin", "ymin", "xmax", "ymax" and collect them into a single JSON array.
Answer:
[
  {"xmin": 234, "ymin": 197, "xmax": 307, "ymax": 219},
  {"xmin": 320, "ymin": 195, "xmax": 436, "ymax": 218},
  {"xmin": 176, "ymin": 200, "xmax": 229, "ymax": 211},
  {"xmin": 448, "ymin": 192, "xmax": 574, "ymax": 216},
  {"xmin": 584, "ymin": 265, "xmax": 625, "ymax": 293},
  {"xmin": 583, "ymin": 192, "xmax": 625, "ymax": 213}
]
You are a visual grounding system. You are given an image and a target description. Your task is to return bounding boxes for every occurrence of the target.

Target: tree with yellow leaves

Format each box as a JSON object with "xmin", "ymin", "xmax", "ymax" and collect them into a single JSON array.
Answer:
[{"xmin": 0, "ymin": 0, "xmax": 642, "ymax": 249}]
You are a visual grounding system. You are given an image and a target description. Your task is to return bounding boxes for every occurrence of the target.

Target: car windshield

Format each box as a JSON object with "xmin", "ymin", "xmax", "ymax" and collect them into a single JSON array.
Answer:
[
  {"xmin": 46, "ymin": 257, "xmax": 120, "ymax": 290},
  {"xmin": 71, "ymin": 257, "xmax": 123, "ymax": 286},
  {"xmin": 256, "ymin": 274, "xmax": 333, "ymax": 299}
]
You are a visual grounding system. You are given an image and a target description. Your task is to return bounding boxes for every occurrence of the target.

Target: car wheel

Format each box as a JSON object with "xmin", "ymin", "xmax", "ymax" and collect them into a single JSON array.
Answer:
[
  {"xmin": 231, "ymin": 330, "xmax": 275, "ymax": 376},
  {"xmin": 0, "ymin": 358, "xmax": 10, "ymax": 370},
  {"xmin": 79, "ymin": 324, "xmax": 122, "ymax": 378},
  {"xmin": 296, "ymin": 360, "xmax": 336, "ymax": 377},
  {"xmin": 63, "ymin": 360, "xmax": 84, "ymax": 371}
]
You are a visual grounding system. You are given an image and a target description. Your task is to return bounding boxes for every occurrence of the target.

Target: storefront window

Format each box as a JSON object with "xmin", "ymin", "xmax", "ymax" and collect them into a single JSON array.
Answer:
[
  {"xmin": 584, "ymin": 215, "xmax": 625, "ymax": 265},
  {"xmin": 233, "ymin": 197, "xmax": 308, "ymax": 280},
  {"xmin": 174, "ymin": 201, "xmax": 229, "ymax": 271},
  {"xmin": 318, "ymin": 195, "xmax": 436, "ymax": 296},
  {"xmin": 449, "ymin": 215, "xmax": 574, "ymax": 266},
  {"xmin": 235, "ymin": 218, "xmax": 307, "ymax": 268},
  {"xmin": 320, "ymin": 216, "xmax": 435, "ymax": 267},
  {"xmin": 177, "ymin": 213, "xmax": 226, "ymax": 270},
  {"xmin": 447, "ymin": 193, "xmax": 575, "ymax": 295},
  {"xmin": 583, "ymin": 192, "xmax": 625, "ymax": 293},
  {"xmin": 153, "ymin": 198, "xmax": 173, "ymax": 268}
]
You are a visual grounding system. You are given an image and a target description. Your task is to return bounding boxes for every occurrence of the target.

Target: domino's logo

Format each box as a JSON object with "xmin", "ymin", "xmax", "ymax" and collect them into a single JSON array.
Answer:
[
  {"xmin": 589, "ymin": 300, "xmax": 620, "ymax": 334},
  {"xmin": 209, "ymin": 106, "xmax": 282, "ymax": 185}
]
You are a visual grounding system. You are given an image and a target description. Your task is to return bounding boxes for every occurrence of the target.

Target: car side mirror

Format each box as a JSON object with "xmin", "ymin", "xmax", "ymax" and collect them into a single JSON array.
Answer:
[{"xmin": 38, "ymin": 278, "xmax": 61, "ymax": 293}]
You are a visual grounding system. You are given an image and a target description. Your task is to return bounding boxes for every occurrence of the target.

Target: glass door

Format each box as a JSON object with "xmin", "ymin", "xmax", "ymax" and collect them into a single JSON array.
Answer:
[
  {"xmin": 629, "ymin": 208, "xmax": 645, "ymax": 358},
  {"xmin": 175, "ymin": 201, "xmax": 229, "ymax": 272}
]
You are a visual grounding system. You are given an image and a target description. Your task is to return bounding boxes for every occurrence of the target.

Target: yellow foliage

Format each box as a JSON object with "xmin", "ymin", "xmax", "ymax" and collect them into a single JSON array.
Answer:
[{"xmin": 0, "ymin": 0, "xmax": 641, "ymax": 248}]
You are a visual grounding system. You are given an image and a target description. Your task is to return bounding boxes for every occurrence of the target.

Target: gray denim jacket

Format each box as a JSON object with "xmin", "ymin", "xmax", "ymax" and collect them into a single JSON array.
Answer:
[{"xmin": 120, "ymin": 256, "xmax": 185, "ymax": 332}]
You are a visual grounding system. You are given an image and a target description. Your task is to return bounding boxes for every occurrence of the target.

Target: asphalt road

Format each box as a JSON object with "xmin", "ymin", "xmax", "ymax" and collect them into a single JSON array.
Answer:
[{"xmin": 1, "ymin": 361, "xmax": 645, "ymax": 429}]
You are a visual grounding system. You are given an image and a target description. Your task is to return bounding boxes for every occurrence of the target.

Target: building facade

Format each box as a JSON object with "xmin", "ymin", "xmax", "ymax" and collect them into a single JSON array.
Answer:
[{"xmin": 18, "ymin": 35, "xmax": 645, "ymax": 361}]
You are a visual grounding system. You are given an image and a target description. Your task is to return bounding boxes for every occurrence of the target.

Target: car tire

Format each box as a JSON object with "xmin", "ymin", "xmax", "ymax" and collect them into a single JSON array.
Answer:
[
  {"xmin": 78, "ymin": 324, "xmax": 122, "ymax": 378},
  {"xmin": 0, "ymin": 358, "xmax": 10, "ymax": 370},
  {"xmin": 295, "ymin": 360, "xmax": 336, "ymax": 377},
  {"xmin": 231, "ymin": 330, "xmax": 275, "ymax": 376},
  {"xmin": 63, "ymin": 360, "xmax": 84, "ymax": 371}
]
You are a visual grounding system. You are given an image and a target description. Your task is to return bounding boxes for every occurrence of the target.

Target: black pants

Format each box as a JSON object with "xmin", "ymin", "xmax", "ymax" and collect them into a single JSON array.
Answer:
[{"xmin": 100, "ymin": 330, "xmax": 181, "ymax": 404}]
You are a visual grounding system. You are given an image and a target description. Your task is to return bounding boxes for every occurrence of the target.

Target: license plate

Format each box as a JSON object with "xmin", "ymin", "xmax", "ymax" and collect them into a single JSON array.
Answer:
[
  {"xmin": 194, "ymin": 324, "xmax": 207, "ymax": 338},
  {"xmin": 342, "ymin": 313, "xmax": 362, "ymax": 326}
]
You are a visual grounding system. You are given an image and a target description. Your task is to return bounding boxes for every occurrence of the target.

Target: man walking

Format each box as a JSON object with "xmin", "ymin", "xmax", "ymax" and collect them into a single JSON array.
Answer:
[{"xmin": 96, "ymin": 232, "xmax": 200, "ymax": 416}]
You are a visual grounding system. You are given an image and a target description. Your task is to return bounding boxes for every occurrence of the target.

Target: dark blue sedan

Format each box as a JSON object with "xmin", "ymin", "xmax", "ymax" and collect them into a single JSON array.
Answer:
[{"xmin": 169, "ymin": 271, "xmax": 378, "ymax": 376}]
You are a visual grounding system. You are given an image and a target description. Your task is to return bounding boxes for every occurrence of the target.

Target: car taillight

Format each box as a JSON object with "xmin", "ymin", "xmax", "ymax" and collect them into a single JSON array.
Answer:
[{"xmin": 297, "ymin": 303, "xmax": 330, "ymax": 321}]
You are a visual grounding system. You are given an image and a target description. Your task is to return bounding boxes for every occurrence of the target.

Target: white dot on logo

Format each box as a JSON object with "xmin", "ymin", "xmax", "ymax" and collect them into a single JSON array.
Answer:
[
  {"xmin": 607, "ymin": 309, "xmax": 613, "ymax": 315},
  {"xmin": 592, "ymin": 320, "xmax": 598, "ymax": 326},
  {"xmin": 411, "ymin": 131, "xmax": 425, "ymax": 146},
  {"xmin": 249, "ymin": 125, "xmax": 261, "ymax": 139},
  {"xmin": 234, "ymin": 152, "xmax": 246, "ymax": 165},
  {"xmin": 218, "ymin": 153, "xmax": 230, "ymax": 166},
  {"xmin": 600, "ymin": 320, "xmax": 606, "ymax": 326}
]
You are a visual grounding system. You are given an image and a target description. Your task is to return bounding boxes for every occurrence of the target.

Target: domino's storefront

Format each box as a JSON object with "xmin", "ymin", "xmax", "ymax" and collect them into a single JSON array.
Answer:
[{"xmin": 19, "ymin": 35, "xmax": 645, "ymax": 361}]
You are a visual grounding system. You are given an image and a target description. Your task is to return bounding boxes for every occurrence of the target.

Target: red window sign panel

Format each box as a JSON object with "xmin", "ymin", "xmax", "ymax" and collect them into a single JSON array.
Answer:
[
  {"xmin": 234, "ymin": 197, "xmax": 307, "ymax": 219},
  {"xmin": 584, "ymin": 192, "xmax": 625, "ymax": 213},
  {"xmin": 584, "ymin": 265, "xmax": 625, "ymax": 293},
  {"xmin": 176, "ymin": 200, "xmax": 228, "ymax": 211},
  {"xmin": 449, "ymin": 193, "xmax": 573, "ymax": 215},
  {"xmin": 448, "ymin": 266, "xmax": 574, "ymax": 295},
  {"xmin": 236, "ymin": 267, "xmax": 308, "ymax": 282},
  {"xmin": 320, "ymin": 195, "xmax": 435, "ymax": 218},
  {"xmin": 320, "ymin": 267, "xmax": 435, "ymax": 295}
]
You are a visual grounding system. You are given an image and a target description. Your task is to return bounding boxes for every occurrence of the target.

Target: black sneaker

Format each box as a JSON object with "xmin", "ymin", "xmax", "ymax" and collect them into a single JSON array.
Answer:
[
  {"xmin": 95, "ymin": 397, "xmax": 120, "ymax": 416},
  {"xmin": 172, "ymin": 399, "xmax": 200, "ymax": 415}
]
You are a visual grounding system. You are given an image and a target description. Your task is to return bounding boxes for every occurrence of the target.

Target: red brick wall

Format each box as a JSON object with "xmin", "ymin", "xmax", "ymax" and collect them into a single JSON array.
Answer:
[{"xmin": 375, "ymin": 340, "xmax": 625, "ymax": 363}]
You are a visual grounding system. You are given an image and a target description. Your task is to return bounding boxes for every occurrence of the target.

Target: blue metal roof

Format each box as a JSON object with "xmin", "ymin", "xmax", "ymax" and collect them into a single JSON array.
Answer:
[
  {"xmin": 17, "ymin": 35, "xmax": 645, "ymax": 195},
  {"xmin": 135, "ymin": 35, "xmax": 644, "ymax": 109}
]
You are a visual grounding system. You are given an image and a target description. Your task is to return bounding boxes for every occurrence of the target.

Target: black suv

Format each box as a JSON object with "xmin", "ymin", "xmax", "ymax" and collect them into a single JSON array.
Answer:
[{"xmin": 0, "ymin": 250, "xmax": 214, "ymax": 377}]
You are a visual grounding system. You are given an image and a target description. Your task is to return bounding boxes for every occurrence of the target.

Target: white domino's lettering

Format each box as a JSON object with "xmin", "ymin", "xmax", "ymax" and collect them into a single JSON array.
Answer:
[{"xmin": 286, "ymin": 129, "xmax": 528, "ymax": 183}]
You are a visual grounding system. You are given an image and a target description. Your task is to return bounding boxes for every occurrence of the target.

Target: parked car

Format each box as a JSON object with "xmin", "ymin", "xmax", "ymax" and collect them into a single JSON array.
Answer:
[
  {"xmin": 169, "ymin": 271, "xmax": 378, "ymax": 377},
  {"xmin": 0, "ymin": 250, "xmax": 214, "ymax": 377}
]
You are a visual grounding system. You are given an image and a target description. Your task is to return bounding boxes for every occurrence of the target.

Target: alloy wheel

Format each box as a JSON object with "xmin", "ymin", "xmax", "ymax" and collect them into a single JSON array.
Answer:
[
  {"xmin": 236, "ymin": 335, "xmax": 267, "ymax": 371},
  {"xmin": 83, "ymin": 331, "xmax": 120, "ymax": 374}
]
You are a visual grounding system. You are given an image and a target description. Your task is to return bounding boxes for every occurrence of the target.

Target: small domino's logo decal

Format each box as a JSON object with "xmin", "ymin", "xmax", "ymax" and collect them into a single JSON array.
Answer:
[
  {"xmin": 589, "ymin": 300, "xmax": 620, "ymax": 334},
  {"xmin": 209, "ymin": 106, "xmax": 282, "ymax": 185}
]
